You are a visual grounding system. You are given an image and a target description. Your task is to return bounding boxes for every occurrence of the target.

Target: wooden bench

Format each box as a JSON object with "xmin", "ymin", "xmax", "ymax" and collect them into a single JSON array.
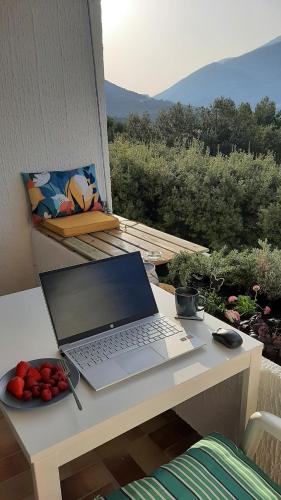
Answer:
[{"xmin": 37, "ymin": 214, "xmax": 208, "ymax": 266}]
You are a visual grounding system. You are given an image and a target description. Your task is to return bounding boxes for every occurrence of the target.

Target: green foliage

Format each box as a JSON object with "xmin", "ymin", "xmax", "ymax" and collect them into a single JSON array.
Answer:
[
  {"xmin": 255, "ymin": 97, "xmax": 276, "ymax": 126},
  {"xmin": 200, "ymin": 289, "xmax": 225, "ymax": 316},
  {"xmin": 155, "ymin": 103, "xmax": 197, "ymax": 147},
  {"xmin": 109, "ymin": 97, "xmax": 281, "ymax": 304},
  {"xmin": 168, "ymin": 248, "xmax": 256, "ymax": 291},
  {"xmin": 110, "ymin": 137, "xmax": 174, "ymax": 225},
  {"xmin": 107, "ymin": 117, "xmax": 125, "ymax": 143},
  {"xmin": 259, "ymin": 188, "xmax": 281, "ymax": 247},
  {"xmin": 109, "ymin": 97, "xmax": 281, "ymax": 163},
  {"xmin": 110, "ymin": 138, "xmax": 281, "ymax": 250},
  {"xmin": 167, "ymin": 241, "xmax": 281, "ymax": 303},
  {"xmin": 126, "ymin": 113, "xmax": 155, "ymax": 144},
  {"xmin": 234, "ymin": 295, "xmax": 257, "ymax": 316},
  {"xmin": 168, "ymin": 252, "xmax": 211, "ymax": 287},
  {"xmin": 254, "ymin": 240, "xmax": 281, "ymax": 300},
  {"xmin": 211, "ymin": 249, "xmax": 257, "ymax": 290}
]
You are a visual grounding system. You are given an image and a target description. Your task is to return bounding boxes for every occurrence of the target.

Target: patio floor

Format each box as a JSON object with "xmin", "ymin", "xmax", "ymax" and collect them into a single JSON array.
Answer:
[{"xmin": 0, "ymin": 408, "xmax": 200, "ymax": 500}]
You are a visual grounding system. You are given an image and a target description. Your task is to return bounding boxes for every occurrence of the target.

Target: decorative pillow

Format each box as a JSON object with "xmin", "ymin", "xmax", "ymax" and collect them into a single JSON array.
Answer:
[{"xmin": 22, "ymin": 164, "xmax": 103, "ymax": 222}]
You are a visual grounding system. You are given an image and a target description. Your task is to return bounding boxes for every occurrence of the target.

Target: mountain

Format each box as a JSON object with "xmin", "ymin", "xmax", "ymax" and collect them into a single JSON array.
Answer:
[
  {"xmin": 104, "ymin": 81, "xmax": 173, "ymax": 119},
  {"xmin": 155, "ymin": 37, "xmax": 281, "ymax": 108}
]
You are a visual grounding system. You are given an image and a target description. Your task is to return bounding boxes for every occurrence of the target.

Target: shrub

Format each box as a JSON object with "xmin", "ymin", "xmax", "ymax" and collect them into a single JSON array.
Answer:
[
  {"xmin": 168, "ymin": 251, "xmax": 211, "ymax": 288},
  {"xmin": 168, "ymin": 248, "xmax": 256, "ymax": 292},
  {"xmin": 110, "ymin": 138, "xmax": 281, "ymax": 250},
  {"xmin": 234, "ymin": 295, "xmax": 257, "ymax": 316},
  {"xmin": 200, "ymin": 289, "xmax": 225, "ymax": 317},
  {"xmin": 259, "ymin": 187, "xmax": 281, "ymax": 247},
  {"xmin": 168, "ymin": 241, "xmax": 281, "ymax": 303},
  {"xmin": 211, "ymin": 249, "xmax": 256, "ymax": 290},
  {"xmin": 110, "ymin": 137, "xmax": 174, "ymax": 226},
  {"xmin": 254, "ymin": 240, "xmax": 281, "ymax": 300}
]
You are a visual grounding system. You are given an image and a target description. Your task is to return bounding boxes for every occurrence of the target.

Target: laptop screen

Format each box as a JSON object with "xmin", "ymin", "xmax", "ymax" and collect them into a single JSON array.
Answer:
[{"xmin": 40, "ymin": 252, "xmax": 158, "ymax": 346}]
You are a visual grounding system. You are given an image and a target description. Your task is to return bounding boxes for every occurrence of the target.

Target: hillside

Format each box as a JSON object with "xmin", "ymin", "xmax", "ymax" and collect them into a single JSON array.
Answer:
[
  {"xmin": 155, "ymin": 37, "xmax": 281, "ymax": 108},
  {"xmin": 104, "ymin": 81, "xmax": 173, "ymax": 119}
]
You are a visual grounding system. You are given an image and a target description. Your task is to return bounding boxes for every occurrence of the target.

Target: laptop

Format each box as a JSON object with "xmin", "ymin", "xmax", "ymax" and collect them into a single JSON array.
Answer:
[{"xmin": 40, "ymin": 252, "xmax": 205, "ymax": 390}]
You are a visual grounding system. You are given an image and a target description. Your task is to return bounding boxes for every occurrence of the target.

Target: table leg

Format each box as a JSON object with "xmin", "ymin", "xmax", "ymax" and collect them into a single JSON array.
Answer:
[
  {"xmin": 32, "ymin": 457, "xmax": 62, "ymax": 500},
  {"xmin": 239, "ymin": 348, "xmax": 262, "ymax": 441}
]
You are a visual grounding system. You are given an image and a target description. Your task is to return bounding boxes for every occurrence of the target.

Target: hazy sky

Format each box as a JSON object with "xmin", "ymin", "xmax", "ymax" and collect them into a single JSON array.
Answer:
[{"xmin": 101, "ymin": 0, "xmax": 281, "ymax": 96}]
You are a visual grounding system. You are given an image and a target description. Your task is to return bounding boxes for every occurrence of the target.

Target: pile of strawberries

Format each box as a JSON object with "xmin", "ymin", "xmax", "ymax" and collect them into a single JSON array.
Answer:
[{"xmin": 6, "ymin": 360, "xmax": 69, "ymax": 402}]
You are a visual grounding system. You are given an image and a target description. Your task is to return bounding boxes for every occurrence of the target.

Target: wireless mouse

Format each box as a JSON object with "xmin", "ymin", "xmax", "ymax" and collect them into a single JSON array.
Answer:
[{"xmin": 212, "ymin": 328, "xmax": 243, "ymax": 348}]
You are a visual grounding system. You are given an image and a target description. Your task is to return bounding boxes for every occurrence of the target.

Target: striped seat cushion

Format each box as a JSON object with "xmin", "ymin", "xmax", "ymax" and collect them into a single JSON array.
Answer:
[{"xmin": 102, "ymin": 433, "xmax": 281, "ymax": 500}]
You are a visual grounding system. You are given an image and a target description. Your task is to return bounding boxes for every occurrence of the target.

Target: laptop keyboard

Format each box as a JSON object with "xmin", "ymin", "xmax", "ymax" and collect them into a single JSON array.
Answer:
[{"xmin": 67, "ymin": 317, "xmax": 184, "ymax": 370}]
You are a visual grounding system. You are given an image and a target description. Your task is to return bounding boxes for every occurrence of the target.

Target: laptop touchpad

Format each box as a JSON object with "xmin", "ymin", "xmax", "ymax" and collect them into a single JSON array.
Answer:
[{"xmin": 116, "ymin": 347, "xmax": 164, "ymax": 374}]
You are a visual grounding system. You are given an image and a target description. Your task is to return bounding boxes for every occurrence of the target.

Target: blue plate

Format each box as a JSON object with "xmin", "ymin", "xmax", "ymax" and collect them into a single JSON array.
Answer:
[{"xmin": 0, "ymin": 358, "xmax": 80, "ymax": 410}]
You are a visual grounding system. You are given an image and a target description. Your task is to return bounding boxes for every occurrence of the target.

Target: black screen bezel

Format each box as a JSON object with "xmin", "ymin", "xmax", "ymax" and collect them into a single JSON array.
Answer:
[{"xmin": 39, "ymin": 252, "xmax": 159, "ymax": 347}]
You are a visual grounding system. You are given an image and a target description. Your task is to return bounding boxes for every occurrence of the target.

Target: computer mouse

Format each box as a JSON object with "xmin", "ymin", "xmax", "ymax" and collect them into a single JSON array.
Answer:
[{"xmin": 212, "ymin": 328, "xmax": 243, "ymax": 348}]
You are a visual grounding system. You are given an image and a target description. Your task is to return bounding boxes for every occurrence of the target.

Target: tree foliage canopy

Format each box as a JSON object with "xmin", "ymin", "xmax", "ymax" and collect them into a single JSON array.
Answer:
[
  {"xmin": 108, "ymin": 97, "xmax": 281, "ymax": 163},
  {"xmin": 110, "ymin": 137, "xmax": 281, "ymax": 250}
]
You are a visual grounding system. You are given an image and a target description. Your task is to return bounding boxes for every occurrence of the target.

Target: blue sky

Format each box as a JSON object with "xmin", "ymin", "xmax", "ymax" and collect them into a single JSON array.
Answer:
[{"xmin": 101, "ymin": 0, "xmax": 281, "ymax": 96}]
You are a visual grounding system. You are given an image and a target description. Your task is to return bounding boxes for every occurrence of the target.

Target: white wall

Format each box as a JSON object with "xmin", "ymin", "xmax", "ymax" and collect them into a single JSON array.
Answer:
[
  {"xmin": 32, "ymin": 229, "xmax": 88, "ymax": 279},
  {"xmin": 0, "ymin": 0, "xmax": 109, "ymax": 295}
]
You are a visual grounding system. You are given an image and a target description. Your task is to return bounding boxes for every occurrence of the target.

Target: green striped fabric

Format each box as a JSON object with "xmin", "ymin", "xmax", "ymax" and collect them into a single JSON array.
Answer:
[{"xmin": 102, "ymin": 433, "xmax": 281, "ymax": 500}]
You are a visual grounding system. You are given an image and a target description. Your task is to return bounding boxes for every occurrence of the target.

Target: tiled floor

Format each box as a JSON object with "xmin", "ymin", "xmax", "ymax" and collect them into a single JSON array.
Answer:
[{"xmin": 0, "ymin": 408, "xmax": 200, "ymax": 500}]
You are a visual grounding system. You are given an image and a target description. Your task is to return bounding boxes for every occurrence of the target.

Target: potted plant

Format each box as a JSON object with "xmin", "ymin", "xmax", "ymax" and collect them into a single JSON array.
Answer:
[{"xmin": 223, "ymin": 286, "xmax": 281, "ymax": 363}]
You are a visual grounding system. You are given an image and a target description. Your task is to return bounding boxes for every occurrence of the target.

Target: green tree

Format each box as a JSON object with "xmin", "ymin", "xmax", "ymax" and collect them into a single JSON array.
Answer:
[
  {"xmin": 107, "ymin": 117, "xmax": 125, "ymax": 143},
  {"xmin": 155, "ymin": 103, "xmax": 198, "ymax": 147},
  {"xmin": 210, "ymin": 97, "xmax": 237, "ymax": 154},
  {"xmin": 255, "ymin": 97, "xmax": 276, "ymax": 126},
  {"xmin": 231, "ymin": 102, "xmax": 257, "ymax": 152},
  {"xmin": 108, "ymin": 97, "xmax": 281, "ymax": 163},
  {"xmin": 125, "ymin": 112, "xmax": 154, "ymax": 144}
]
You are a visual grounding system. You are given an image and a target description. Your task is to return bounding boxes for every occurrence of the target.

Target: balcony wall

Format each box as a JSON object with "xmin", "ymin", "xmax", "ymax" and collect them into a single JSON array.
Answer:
[{"xmin": 0, "ymin": 0, "xmax": 109, "ymax": 295}]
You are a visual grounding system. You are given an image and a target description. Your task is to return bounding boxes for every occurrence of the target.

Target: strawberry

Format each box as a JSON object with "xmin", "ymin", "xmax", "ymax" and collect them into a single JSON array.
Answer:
[
  {"xmin": 41, "ymin": 383, "xmax": 51, "ymax": 390},
  {"xmin": 58, "ymin": 380, "xmax": 68, "ymax": 392},
  {"xmin": 25, "ymin": 376, "xmax": 38, "ymax": 389},
  {"xmin": 57, "ymin": 372, "xmax": 66, "ymax": 382},
  {"xmin": 31, "ymin": 385, "xmax": 41, "ymax": 398},
  {"xmin": 7, "ymin": 377, "xmax": 25, "ymax": 399},
  {"xmin": 15, "ymin": 361, "xmax": 30, "ymax": 378},
  {"xmin": 48, "ymin": 378, "xmax": 56, "ymax": 386},
  {"xmin": 22, "ymin": 390, "xmax": 32, "ymax": 401},
  {"xmin": 51, "ymin": 386, "xmax": 59, "ymax": 397},
  {"xmin": 27, "ymin": 367, "xmax": 41, "ymax": 382},
  {"xmin": 41, "ymin": 389, "xmax": 52, "ymax": 402},
  {"xmin": 40, "ymin": 362, "xmax": 53, "ymax": 371},
  {"xmin": 40, "ymin": 367, "xmax": 52, "ymax": 382}
]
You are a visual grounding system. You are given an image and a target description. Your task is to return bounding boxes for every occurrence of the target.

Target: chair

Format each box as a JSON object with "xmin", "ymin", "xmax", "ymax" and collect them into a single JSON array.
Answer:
[{"xmin": 98, "ymin": 412, "xmax": 281, "ymax": 499}]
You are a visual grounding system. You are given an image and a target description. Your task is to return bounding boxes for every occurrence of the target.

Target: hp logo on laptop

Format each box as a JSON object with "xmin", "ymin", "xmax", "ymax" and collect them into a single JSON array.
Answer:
[{"xmin": 110, "ymin": 323, "xmax": 114, "ymax": 329}]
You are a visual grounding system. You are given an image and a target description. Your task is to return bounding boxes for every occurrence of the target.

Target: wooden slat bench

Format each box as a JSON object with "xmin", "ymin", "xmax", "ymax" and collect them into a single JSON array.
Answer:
[{"xmin": 37, "ymin": 214, "xmax": 208, "ymax": 266}]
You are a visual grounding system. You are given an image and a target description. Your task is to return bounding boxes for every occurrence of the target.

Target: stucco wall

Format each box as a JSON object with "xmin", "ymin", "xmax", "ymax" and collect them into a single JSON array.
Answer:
[{"xmin": 0, "ymin": 0, "xmax": 109, "ymax": 295}]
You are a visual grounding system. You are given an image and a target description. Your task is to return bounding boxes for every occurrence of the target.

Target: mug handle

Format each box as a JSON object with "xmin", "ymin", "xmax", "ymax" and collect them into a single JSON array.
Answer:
[{"xmin": 196, "ymin": 294, "xmax": 206, "ymax": 312}]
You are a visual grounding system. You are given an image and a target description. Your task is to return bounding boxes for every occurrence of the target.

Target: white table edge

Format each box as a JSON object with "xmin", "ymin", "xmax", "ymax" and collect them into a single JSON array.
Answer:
[{"xmin": 26, "ymin": 348, "xmax": 262, "ymax": 465}]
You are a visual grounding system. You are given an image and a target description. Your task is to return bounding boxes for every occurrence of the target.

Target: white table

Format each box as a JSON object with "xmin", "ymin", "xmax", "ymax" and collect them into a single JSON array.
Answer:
[{"xmin": 0, "ymin": 286, "xmax": 262, "ymax": 500}]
